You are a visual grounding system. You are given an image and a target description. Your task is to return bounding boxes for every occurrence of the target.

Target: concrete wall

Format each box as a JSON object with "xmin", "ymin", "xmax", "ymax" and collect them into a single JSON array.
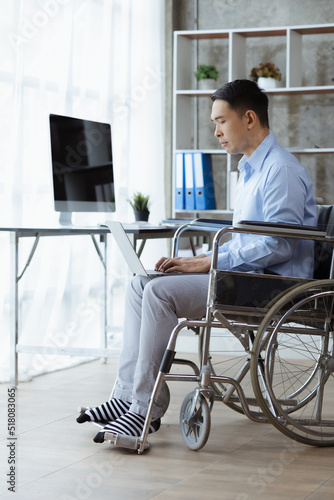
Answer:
[{"xmin": 164, "ymin": 0, "xmax": 334, "ymax": 212}]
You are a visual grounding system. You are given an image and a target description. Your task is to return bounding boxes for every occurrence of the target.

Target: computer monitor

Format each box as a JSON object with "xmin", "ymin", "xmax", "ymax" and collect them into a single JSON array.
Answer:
[{"xmin": 49, "ymin": 114, "xmax": 115, "ymax": 224}]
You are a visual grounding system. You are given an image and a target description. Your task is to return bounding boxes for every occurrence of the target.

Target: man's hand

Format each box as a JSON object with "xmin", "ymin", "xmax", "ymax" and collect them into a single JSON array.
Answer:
[{"xmin": 155, "ymin": 254, "xmax": 211, "ymax": 274}]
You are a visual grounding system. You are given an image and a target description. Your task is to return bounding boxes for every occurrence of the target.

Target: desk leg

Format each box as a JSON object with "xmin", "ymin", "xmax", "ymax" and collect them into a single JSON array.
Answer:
[
  {"xmin": 90, "ymin": 233, "xmax": 109, "ymax": 358},
  {"xmin": 127, "ymin": 234, "xmax": 146, "ymax": 257},
  {"xmin": 103, "ymin": 234, "xmax": 108, "ymax": 357},
  {"xmin": 9, "ymin": 233, "xmax": 19, "ymax": 387}
]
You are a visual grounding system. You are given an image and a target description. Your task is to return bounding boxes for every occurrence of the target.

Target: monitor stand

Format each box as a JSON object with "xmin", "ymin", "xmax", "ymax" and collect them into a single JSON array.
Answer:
[{"xmin": 59, "ymin": 211, "xmax": 73, "ymax": 225}]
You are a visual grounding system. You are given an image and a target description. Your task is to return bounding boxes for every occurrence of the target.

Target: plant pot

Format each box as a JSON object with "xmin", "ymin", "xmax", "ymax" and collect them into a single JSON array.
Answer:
[
  {"xmin": 198, "ymin": 79, "xmax": 217, "ymax": 90},
  {"xmin": 134, "ymin": 210, "xmax": 150, "ymax": 222},
  {"xmin": 257, "ymin": 77, "xmax": 277, "ymax": 91}
]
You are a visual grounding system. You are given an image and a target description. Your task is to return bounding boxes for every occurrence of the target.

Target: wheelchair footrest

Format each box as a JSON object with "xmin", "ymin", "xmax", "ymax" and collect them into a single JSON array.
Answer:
[{"xmin": 104, "ymin": 432, "xmax": 150, "ymax": 450}]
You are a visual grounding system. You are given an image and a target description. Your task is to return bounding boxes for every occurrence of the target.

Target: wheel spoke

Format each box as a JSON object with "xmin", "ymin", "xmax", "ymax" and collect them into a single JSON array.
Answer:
[{"xmin": 251, "ymin": 280, "xmax": 334, "ymax": 446}]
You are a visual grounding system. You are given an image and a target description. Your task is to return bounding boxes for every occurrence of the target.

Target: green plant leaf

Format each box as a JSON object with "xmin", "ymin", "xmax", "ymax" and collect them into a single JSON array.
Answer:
[
  {"xmin": 127, "ymin": 192, "xmax": 150, "ymax": 211},
  {"xmin": 195, "ymin": 64, "xmax": 219, "ymax": 81}
]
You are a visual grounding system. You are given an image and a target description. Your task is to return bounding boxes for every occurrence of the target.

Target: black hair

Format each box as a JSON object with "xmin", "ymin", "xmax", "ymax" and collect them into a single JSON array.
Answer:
[{"xmin": 211, "ymin": 79, "xmax": 269, "ymax": 129}]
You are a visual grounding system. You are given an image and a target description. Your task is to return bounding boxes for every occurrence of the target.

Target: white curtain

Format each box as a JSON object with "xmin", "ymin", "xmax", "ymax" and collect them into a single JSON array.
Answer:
[{"xmin": 0, "ymin": 0, "xmax": 166, "ymax": 381}]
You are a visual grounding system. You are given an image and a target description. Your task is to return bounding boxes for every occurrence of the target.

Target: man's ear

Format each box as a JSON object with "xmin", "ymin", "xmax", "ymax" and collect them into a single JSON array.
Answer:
[{"xmin": 245, "ymin": 110, "xmax": 257, "ymax": 129}]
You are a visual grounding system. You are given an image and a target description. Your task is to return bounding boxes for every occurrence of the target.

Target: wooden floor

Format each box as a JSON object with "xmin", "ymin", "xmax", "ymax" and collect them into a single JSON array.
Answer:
[{"xmin": 1, "ymin": 356, "xmax": 334, "ymax": 500}]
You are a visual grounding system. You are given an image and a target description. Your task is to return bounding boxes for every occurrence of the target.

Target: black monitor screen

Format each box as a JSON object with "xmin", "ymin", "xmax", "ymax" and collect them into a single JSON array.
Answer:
[{"xmin": 49, "ymin": 114, "xmax": 115, "ymax": 213}]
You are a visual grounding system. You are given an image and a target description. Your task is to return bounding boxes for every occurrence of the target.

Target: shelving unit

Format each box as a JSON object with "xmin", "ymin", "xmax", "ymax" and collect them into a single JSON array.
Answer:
[{"xmin": 172, "ymin": 23, "xmax": 334, "ymax": 217}]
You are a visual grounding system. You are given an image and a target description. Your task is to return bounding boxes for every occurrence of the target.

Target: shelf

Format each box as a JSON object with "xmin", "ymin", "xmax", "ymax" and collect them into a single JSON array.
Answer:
[
  {"xmin": 175, "ymin": 209, "xmax": 233, "ymax": 215},
  {"xmin": 175, "ymin": 149, "xmax": 227, "ymax": 155},
  {"xmin": 175, "ymin": 89, "xmax": 217, "ymax": 96},
  {"xmin": 287, "ymin": 148, "xmax": 334, "ymax": 154},
  {"xmin": 266, "ymin": 86, "xmax": 334, "ymax": 95},
  {"xmin": 176, "ymin": 86, "xmax": 334, "ymax": 96},
  {"xmin": 175, "ymin": 23, "xmax": 334, "ymax": 40},
  {"xmin": 177, "ymin": 148, "xmax": 334, "ymax": 155},
  {"xmin": 178, "ymin": 31, "xmax": 229, "ymax": 40}
]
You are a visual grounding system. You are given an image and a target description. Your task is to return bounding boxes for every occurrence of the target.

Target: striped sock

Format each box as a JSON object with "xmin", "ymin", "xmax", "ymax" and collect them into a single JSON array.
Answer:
[
  {"xmin": 93, "ymin": 411, "xmax": 161, "ymax": 443},
  {"xmin": 76, "ymin": 399, "xmax": 131, "ymax": 424}
]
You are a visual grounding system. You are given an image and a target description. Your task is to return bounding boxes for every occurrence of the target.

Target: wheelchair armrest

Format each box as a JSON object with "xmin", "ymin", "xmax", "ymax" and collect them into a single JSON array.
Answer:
[
  {"xmin": 210, "ymin": 220, "xmax": 333, "ymax": 271},
  {"xmin": 172, "ymin": 218, "xmax": 233, "ymax": 257},
  {"xmin": 233, "ymin": 220, "xmax": 327, "ymax": 238}
]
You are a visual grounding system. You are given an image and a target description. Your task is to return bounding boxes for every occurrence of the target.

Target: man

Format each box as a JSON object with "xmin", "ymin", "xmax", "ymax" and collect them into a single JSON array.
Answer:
[{"xmin": 77, "ymin": 79, "xmax": 317, "ymax": 441}]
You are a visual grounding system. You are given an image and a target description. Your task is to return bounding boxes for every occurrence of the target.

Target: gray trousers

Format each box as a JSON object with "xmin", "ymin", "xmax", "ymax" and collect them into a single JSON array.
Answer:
[{"xmin": 113, "ymin": 273, "xmax": 210, "ymax": 419}]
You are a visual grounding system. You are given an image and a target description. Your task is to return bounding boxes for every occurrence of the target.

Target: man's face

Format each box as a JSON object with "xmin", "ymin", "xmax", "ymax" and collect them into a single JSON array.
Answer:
[{"xmin": 211, "ymin": 99, "xmax": 251, "ymax": 156}]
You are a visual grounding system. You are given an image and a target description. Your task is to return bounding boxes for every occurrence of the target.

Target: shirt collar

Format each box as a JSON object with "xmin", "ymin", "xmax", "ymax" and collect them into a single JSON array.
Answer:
[{"xmin": 238, "ymin": 131, "xmax": 276, "ymax": 174}]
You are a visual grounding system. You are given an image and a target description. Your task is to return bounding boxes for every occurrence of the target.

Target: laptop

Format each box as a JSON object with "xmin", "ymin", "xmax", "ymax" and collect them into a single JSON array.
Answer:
[{"xmin": 105, "ymin": 220, "xmax": 170, "ymax": 277}]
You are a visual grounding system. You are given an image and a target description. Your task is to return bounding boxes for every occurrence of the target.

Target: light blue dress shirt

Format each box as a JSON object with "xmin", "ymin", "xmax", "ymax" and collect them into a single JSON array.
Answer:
[{"xmin": 207, "ymin": 132, "xmax": 317, "ymax": 278}]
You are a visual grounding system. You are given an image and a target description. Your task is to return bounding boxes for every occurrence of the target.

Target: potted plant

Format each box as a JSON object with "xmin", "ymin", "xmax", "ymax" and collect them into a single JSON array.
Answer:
[
  {"xmin": 250, "ymin": 62, "xmax": 281, "ymax": 90},
  {"xmin": 195, "ymin": 64, "xmax": 219, "ymax": 89},
  {"xmin": 128, "ymin": 192, "xmax": 150, "ymax": 222}
]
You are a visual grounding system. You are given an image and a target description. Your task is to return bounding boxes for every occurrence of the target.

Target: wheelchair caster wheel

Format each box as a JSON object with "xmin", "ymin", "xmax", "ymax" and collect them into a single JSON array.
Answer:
[{"xmin": 180, "ymin": 392, "xmax": 211, "ymax": 451}]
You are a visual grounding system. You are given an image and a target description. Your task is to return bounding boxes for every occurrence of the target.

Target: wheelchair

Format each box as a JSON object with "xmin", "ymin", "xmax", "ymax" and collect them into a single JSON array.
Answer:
[{"xmin": 109, "ymin": 206, "xmax": 334, "ymax": 453}]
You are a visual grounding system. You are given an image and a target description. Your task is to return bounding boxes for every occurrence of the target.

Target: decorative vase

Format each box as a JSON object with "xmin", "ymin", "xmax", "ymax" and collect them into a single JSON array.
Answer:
[
  {"xmin": 257, "ymin": 77, "xmax": 277, "ymax": 91},
  {"xmin": 198, "ymin": 79, "xmax": 217, "ymax": 90},
  {"xmin": 134, "ymin": 210, "xmax": 150, "ymax": 222}
]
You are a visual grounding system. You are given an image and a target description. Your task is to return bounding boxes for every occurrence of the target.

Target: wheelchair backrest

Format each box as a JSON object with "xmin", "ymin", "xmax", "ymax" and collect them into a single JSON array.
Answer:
[{"xmin": 314, "ymin": 205, "xmax": 334, "ymax": 279}]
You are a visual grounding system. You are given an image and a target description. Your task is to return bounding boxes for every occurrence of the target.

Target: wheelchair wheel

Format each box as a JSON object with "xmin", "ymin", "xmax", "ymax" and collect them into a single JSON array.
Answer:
[
  {"xmin": 180, "ymin": 392, "xmax": 211, "ymax": 451},
  {"xmin": 251, "ymin": 280, "xmax": 334, "ymax": 446}
]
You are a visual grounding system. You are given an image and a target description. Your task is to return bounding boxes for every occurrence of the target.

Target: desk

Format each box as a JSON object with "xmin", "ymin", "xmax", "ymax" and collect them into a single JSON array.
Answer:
[{"xmin": 2, "ymin": 224, "xmax": 187, "ymax": 386}]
